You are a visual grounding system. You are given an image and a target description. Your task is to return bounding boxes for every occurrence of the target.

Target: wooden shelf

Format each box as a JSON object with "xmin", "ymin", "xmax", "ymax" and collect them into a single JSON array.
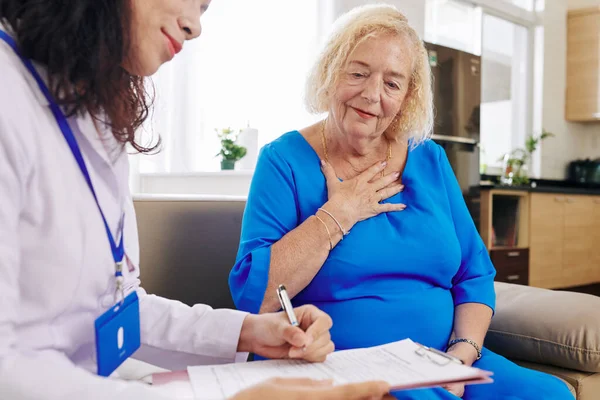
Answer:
[{"xmin": 480, "ymin": 190, "xmax": 529, "ymax": 250}]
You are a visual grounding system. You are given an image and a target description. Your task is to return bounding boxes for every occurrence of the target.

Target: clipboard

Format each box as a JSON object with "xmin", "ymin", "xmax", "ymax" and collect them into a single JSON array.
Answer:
[
  {"xmin": 384, "ymin": 343, "xmax": 493, "ymax": 391},
  {"xmin": 186, "ymin": 339, "xmax": 494, "ymax": 399}
]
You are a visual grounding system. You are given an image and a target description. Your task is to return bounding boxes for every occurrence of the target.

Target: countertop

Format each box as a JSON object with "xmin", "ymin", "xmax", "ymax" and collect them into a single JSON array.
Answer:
[
  {"xmin": 480, "ymin": 184, "xmax": 600, "ymax": 195},
  {"xmin": 479, "ymin": 178, "xmax": 600, "ymax": 196}
]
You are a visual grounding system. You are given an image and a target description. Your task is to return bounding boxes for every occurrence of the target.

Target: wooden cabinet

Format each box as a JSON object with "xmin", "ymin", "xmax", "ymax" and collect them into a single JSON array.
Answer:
[
  {"xmin": 566, "ymin": 7, "xmax": 600, "ymax": 121},
  {"xmin": 490, "ymin": 248, "xmax": 529, "ymax": 285},
  {"xmin": 529, "ymin": 194, "xmax": 564, "ymax": 287},
  {"xmin": 480, "ymin": 189, "xmax": 530, "ymax": 285},
  {"xmin": 481, "ymin": 190, "xmax": 600, "ymax": 288},
  {"xmin": 529, "ymin": 193, "xmax": 600, "ymax": 288},
  {"xmin": 563, "ymin": 196, "xmax": 595, "ymax": 287},
  {"xmin": 594, "ymin": 198, "xmax": 600, "ymax": 280}
]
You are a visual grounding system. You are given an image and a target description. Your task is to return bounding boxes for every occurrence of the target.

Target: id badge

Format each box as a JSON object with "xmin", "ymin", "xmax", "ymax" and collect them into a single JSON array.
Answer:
[{"xmin": 94, "ymin": 291, "xmax": 141, "ymax": 377}]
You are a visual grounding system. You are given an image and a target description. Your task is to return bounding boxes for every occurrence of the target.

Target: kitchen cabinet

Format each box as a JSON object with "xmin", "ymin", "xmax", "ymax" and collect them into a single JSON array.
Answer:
[
  {"xmin": 594, "ymin": 197, "xmax": 600, "ymax": 280},
  {"xmin": 562, "ymin": 195, "xmax": 595, "ymax": 287},
  {"xmin": 490, "ymin": 248, "xmax": 529, "ymax": 285},
  {"xmin": 480, "ymin": 189, "xmax": 600, "ymax": 288},
  {"xmin": 529, "ymin": 193, "xmax": 600, "ymax": 288},
  {"xmin": 529, "ymin": 193, "xmax": 564, "ymax": 288},
  {"xmin": 566, "ymin": 7, "xmax": 600, "ymax": 122}
]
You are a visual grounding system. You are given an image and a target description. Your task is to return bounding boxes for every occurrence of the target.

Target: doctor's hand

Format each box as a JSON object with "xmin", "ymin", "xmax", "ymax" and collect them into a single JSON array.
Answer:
[
  {"xmin": 237, "ymin": 305, "xmax": 334, "ymax": 362},
  {"xmin": 231, "ymin": 377, "xmax": 394, "ymax": 400}
]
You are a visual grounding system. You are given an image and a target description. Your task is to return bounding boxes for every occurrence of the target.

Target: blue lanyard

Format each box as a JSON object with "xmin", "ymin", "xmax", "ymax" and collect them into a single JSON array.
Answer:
[{"xmin": 0, "ymin": 30, "xmax": 125, "ymax": 281}]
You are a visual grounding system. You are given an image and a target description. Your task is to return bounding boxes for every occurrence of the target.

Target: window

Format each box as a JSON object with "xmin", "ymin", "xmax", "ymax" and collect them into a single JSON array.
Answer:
[
  {"xmin": 137, "ymin": 0, "xmax": 323, "ymax": 174},
  {"xmin": 479, "ymin": 15, "xmax": 529, "ymax": 171},
  {"xmin": 424, "ymin": 0, "xmax": 482, "ymax": 55},
  {"xmin": 424, "ymin": 0, "xmax": 538, "ymax": 174},
  {"xmin": 501, "ymin": 0, "xmax": 535, "ymax": 11}
]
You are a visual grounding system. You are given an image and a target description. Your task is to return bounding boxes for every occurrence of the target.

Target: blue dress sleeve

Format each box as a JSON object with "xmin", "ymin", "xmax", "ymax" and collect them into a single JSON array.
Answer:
[
  {"xmin": 437, "ymin": 145, "xmax": 496, "ymax": 312},
  {"xmin": 228, "ymin": 144, "xmax": 299, "ymax": 314}
]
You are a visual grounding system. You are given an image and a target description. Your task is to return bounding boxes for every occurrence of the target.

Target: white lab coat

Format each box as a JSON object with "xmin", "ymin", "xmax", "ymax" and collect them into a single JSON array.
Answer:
[{"xmin": 0, "ymin": 33, "xmax": 248, "ymax": 399}]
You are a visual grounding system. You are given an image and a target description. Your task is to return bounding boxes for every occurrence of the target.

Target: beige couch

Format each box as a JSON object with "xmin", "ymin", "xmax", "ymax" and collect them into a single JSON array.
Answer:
[{"xmin": 133, "ymin": 196, "xmax": 600, "ymax": 399}]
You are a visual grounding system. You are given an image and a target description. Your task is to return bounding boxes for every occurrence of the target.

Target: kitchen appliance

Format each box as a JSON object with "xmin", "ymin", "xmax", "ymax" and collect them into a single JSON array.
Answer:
[
  {"xmin": 425, "ymin": 42, "xmax": 482, "ymax": 222},
  {"xmin": 567, "ymin": 159, "xmax": 600, "ymax": 184}
]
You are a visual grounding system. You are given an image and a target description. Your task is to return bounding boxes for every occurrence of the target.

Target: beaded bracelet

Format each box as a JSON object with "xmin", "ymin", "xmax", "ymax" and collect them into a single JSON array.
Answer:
[{"xmin": 447, "ymin": 338, "xmax": 482, "ymax": 360}]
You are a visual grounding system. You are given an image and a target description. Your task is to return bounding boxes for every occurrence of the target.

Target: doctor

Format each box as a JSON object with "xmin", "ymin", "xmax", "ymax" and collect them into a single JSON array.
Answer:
[{"xmin": 0, "ymin": 1, "xmax": 392, "ymax": 399}]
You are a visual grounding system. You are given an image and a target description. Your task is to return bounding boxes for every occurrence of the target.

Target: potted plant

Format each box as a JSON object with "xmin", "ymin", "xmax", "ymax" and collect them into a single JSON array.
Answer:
[
  {"xmin": 501, "ymin": 129, "xmax": 554, "ymax": 186},
  {"xmin": 216, "ymin": 127, "xmax": 247, "ymax": 170}
]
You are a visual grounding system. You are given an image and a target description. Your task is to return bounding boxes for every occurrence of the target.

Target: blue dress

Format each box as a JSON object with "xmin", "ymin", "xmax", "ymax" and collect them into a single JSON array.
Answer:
[{"xmin": 229, "ymin": 131, "xmax": 573, "ymax": 399}]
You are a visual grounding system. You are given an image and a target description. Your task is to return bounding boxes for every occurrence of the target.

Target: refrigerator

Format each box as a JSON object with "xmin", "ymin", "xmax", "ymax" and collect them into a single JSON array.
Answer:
[{"xmin": 425, "ymin": 42, "xmax": 482, "ymax": 226}]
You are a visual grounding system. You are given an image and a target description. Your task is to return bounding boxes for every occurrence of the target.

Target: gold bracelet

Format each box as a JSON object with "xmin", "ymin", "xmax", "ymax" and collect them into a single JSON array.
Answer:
[
  {"xmin": 315, "ymin": 215, "xmax": 333, "ymax": 251},
  {"xmin": 318, "ymin": 207, "xmax": 350, "ymax": 238}
]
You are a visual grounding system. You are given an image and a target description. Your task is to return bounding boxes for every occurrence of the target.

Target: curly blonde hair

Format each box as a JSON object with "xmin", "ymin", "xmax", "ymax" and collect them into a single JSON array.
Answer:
[{"xmin": 305, "ymin": 4, "xmax": 433, "ymax": 146}]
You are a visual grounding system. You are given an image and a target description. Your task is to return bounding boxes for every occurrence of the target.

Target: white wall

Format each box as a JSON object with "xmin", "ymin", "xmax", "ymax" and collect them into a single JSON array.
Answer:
[
  {"xmin": 568, "ymin": 0, "xmax": 600, "ymax": 8},
  {"xmin": 138, "ymin": 172, "xmax": 252, "ymax": 197},
  {"xmin": 334, "ymin": 0, "xmax": 425, "ymax": 37},
  {"xmin": 540, "ymin": 0, "xmax": 600, "ymax": 179}
]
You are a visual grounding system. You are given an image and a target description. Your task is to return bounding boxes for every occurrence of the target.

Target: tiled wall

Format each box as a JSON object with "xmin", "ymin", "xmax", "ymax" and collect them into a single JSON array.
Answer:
[{"xmin": 541, "ymin": 0, "xmax": 600, "ymax": 179}]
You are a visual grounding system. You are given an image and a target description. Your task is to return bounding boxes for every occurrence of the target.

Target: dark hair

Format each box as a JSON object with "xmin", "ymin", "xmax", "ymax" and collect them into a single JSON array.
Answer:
[{"xmin": 0, "ymin": 0, "xmax": 158, "ymax": 152}]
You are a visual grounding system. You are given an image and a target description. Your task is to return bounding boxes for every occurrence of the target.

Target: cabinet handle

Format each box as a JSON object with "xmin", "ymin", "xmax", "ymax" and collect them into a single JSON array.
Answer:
[
  {"xmin": 507, "ymin": 251, "xmax": 520, "ymax": 257},
  {"xmin": 506, "ymin": 275, "xmax": 521, "ymax": 281},
  {"xmin": 555, "ymin": 196, "xmax": 565, "ymax": 202}
]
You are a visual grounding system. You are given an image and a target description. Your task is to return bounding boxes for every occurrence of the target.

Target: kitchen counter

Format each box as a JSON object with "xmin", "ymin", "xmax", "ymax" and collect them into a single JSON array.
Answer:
[
  {"xmin": 480, "ymin": 184, "xmax": 600, "ymax": 196},
  {"xmin": 479, "ymin": 177, "xmax": 600, "ymax": 196}
]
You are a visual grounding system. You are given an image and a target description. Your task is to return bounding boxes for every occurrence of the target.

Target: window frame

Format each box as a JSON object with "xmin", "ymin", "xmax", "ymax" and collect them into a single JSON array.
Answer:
[{"xmin": 459, "ymin": 0, "xmax": 544, "ymax": 176}]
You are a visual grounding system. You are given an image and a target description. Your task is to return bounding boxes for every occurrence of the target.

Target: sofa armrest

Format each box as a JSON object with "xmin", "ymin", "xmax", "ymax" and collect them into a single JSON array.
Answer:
[{"xmin": 485, "ymin": 282, "xmax": 600, "ymax": 373}]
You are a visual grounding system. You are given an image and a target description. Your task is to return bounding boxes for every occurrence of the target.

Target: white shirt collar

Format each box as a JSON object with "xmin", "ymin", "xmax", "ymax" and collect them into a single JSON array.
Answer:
[{"xmin": 0, "ymin": 23, "xmax": 51, "ymax": 106}]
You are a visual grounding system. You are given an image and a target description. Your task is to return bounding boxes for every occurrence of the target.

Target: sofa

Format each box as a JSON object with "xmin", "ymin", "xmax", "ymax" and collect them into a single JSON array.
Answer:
[{"xmin": 132, "ymin": 195, "xmax": 600, "ymax": 399}]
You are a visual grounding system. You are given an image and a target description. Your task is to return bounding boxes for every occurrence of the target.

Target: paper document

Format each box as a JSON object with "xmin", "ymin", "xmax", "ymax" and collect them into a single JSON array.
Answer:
[{"xmin": 187, "ymin": 339, "xmax": 493, "ymax": 399}]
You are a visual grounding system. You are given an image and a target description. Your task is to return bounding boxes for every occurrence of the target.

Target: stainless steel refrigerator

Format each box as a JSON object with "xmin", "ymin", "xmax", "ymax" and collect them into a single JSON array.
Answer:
[{"xmin": 425, "ymin": 42, "xmax": 482, "ymax": 225}]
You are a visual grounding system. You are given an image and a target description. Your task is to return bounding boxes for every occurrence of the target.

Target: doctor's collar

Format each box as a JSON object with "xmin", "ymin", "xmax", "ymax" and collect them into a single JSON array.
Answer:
[{"xmin": 0, "ymin": 25, "xmax": 51, "ymax": 107}]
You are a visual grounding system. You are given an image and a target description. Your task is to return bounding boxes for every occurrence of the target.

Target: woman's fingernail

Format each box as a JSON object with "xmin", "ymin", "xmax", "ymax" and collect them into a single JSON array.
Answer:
[
  {"xmin": 289, "ymin": 348, "xmax": 301, "ymax": 358},
  {"xmin": 320, "ymin": 159, "xmax": 325, "ymax": 166},
  {"xmin": 381, "ymin": 161, "xmax": 387, "ymax": 167},
  {"xmin": 401, "ymin": 204, "xmax": 407, "ymax": 209},
  {"xmin": 394, "ymin": 172, "xmax": 400, "ymax": 177}
]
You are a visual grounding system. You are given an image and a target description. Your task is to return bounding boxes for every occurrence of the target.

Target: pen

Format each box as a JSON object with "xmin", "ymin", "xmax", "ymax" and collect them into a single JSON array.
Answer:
[{"xmin": 277, "ymin": 284, "xmax": 299, "ymax": 327}]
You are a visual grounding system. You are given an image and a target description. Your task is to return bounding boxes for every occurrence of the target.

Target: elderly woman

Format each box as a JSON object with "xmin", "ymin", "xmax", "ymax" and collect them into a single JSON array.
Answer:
[{"xmin": 229, "ymin": 4, "xmax": 572, "ymax": 400}]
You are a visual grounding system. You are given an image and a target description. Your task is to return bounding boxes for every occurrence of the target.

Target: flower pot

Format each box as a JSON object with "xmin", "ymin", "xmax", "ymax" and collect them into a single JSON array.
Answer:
[{"xmin": 221, "ymin": 160, "xmax": 236, "ymax": 170}]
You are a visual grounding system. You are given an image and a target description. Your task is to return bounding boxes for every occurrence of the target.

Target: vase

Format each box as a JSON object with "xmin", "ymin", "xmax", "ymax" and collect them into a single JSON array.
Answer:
[
  {"xmin": 236, "ymin": 126, "xmax": 259, "ymax": 170},
  {"xmin": 221, "ymin": 160, "xmax": 235, "ymax": 170}
]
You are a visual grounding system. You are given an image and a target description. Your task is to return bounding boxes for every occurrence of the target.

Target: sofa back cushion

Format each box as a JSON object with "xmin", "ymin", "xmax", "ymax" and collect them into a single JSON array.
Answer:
[
  {"xmin": 133, "ymin": 197, "xmax": 246, "ymax": 309},
  {"xmin": 487, "ymin": 282, "xmax": 600, "ymax": 373}
]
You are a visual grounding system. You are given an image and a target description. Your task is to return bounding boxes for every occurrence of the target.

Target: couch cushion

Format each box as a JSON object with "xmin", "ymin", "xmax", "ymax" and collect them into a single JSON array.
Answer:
[
  {"xmin": 133, "ymin": 197, "xmax": 246, "ymax": 309},
  {"xmin": 514, "ymin": 360, "xmax": 600, "ymax": 400},
  {"xmin": 485, "ymin": 282, "xmax": 600, "ymax": 373}
]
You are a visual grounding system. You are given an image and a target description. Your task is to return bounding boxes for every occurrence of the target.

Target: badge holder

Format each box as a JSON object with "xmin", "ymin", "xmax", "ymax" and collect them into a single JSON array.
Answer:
[{"xmin": 94, "ymin": 262, "xmax": 141, "ymax": 377}]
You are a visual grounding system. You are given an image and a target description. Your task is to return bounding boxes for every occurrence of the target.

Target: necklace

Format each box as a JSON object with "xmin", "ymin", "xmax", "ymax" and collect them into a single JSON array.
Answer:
[{"xmin": 320, "ymin": 119, "xmax": 392, "ymax": 178}]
